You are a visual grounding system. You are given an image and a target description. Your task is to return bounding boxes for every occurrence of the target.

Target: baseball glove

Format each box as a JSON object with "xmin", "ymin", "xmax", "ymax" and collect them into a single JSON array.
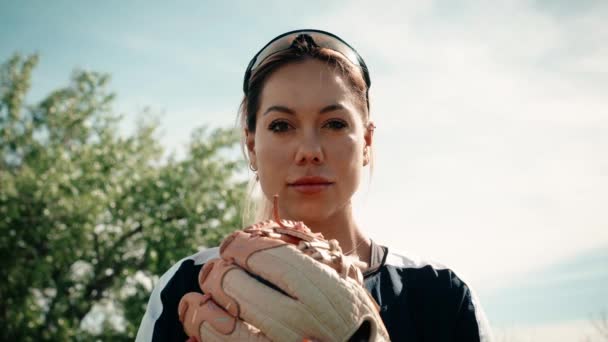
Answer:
[{"xmin": 178, "ymin": 195, "xmax": 390, "ymax": 342}]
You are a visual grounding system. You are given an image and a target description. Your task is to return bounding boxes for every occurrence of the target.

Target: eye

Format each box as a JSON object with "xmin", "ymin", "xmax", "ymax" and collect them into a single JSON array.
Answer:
[
  {"xmin": 323, "ymin": 119, "xmax": 348, "ymax": 131},
  {"xmin": 268, "ymin": 120, "xmax": 293, "ymax": 133}
]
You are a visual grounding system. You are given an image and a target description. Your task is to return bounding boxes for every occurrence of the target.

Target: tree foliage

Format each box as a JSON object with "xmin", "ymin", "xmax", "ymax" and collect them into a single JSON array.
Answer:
[{"xmin": 0, "ymin": 54, "xmax": 246, "ymax": 341}]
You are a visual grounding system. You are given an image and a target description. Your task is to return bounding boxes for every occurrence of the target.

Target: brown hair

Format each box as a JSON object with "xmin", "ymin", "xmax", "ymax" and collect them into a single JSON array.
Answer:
[
  {"xmin": 240, "ymin": 37, "xmax": 369, "ymax": 132},
  {"xmin": 238, "ymin": 37, "xmax": 374, "ymax": 223}
]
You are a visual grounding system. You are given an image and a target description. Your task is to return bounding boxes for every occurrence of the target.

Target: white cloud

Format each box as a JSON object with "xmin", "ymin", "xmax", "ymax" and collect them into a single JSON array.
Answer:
[
  {"xmin": 495, "ymin": 319, "xmax": 605, "ymax": 342},
  {"xmin": 303, "ymin": 0, "xmax": 608, "ymax": 289},
  {"xmin": 105, "ymin": 0, "xmax": 607, "ymax": 295}
]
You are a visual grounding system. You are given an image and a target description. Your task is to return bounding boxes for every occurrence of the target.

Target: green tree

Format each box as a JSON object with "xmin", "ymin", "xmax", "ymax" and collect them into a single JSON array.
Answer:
[{"xmin": 0, "ymin": 54, "xmax": 246, "ymax": 341}]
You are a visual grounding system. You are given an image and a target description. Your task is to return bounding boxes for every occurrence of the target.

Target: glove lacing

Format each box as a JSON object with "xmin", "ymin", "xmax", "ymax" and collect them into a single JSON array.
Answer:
[{"xmin": 242, "ymin": 195, "xmax": 367, "ymax": 285}]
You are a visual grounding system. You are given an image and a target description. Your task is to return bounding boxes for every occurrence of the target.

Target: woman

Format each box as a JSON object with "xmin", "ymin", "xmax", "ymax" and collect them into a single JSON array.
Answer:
[{"xmin": 136, "ymin": 29, "xmax": 493, "ymax": 341}]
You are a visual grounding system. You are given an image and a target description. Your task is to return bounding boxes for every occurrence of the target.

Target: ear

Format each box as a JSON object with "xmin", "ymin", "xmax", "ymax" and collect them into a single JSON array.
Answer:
[
  {"xmin": 363, "ymin": 121, "xmax": 375, "ymax": 166},
  {"xmin": 363, "ymin": 121, "xmax": 376, "ymax": 166},
  {"xmin": 245, "ymin": 129, "xmax": 257, "ymax": 168},
  {"xmin": 364, "ymin": 121, "xmax": 375, "ymax": 147}
]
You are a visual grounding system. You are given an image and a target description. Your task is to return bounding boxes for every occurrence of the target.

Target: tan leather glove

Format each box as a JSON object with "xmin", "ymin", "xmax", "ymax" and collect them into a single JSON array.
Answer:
[{"xmin": 178, "ymin": 197, "xmax": 390, "ymax": 342}]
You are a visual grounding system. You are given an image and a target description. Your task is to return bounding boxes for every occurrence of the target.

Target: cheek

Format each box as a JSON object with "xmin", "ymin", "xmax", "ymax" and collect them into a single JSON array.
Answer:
[
  {"xmin": 256, "ymin": 135, "xmax": 290, "ymax": 165},
  {"xmin": 328, "ymin": 134, "xmax": 364, "ymax": 176},
  {"xmin": 254, "ymin": 135, "xmax": 292, "ymax": 191}
]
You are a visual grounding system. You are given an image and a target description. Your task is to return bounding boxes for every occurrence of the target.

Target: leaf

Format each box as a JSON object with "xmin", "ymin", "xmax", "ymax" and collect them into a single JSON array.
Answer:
[{"xmin": 0, "ymin": 53, "xmax": 246, "ymax": 341}]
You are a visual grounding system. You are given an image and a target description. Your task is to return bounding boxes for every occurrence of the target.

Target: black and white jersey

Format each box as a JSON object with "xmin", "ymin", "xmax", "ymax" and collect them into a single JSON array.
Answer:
[{"xmin": 136, "ymin": 240, "xmax": 493, "ymax": 341}]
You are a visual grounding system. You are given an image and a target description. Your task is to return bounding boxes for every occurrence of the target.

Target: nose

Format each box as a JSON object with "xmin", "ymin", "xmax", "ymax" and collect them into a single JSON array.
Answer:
[{"xmin": 294, "ymin": 130, "xmax": 324, "ymax": 165}]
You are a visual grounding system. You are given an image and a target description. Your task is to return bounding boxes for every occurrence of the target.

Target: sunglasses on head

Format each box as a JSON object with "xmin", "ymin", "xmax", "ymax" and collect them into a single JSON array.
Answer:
[{"xmin": 243, "ymin": 29, "xmax": 371, "ymax": 98}]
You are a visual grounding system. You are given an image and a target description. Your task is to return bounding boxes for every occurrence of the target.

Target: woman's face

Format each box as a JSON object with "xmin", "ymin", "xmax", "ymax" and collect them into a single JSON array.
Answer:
[{"xmin": 246, "ymin": 58, "xmax": 372, "ymax": 223}]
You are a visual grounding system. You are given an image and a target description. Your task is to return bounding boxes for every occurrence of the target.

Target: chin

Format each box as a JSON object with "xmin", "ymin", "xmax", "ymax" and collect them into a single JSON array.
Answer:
[{"xmin": 285, "ymin": 200, "xmax": 333, "ymax": 223}]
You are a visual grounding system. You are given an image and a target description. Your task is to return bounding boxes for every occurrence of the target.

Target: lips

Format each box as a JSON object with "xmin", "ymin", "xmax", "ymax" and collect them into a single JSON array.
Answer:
[{"xmin": 288, "ymin": 176, "xmax": 334, "ymax": 194}]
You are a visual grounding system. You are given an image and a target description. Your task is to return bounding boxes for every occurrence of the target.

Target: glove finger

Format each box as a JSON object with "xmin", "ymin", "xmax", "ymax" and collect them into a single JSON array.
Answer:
[
  {"xmin": 221, "ymin": 230, "xmax": 367, "ymax": 315},
  {"xmin": 178, "ymin": 292, "xmax": 271, "ymax": 342},
  {"xmin": 200, "ymin": 257, "xmax": 335, "ymax": 341},
  {"xmin": 217, "ymin": 228, "xmax": 389, "ymax": 341}
]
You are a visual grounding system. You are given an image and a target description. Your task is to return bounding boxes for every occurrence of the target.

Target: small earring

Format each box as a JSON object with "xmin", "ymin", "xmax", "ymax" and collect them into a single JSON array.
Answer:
[
  {"xmin": 368, "ymin": 122, "xmax": 376, "ymax": 131},
  {"xmin": 249, "ymin": 164, "xmax": 260, "ymax": 182}
]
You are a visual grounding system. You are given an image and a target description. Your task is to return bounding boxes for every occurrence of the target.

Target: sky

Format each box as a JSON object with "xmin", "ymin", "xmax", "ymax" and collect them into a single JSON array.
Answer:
[{"xmin": 1, "ymin": 0, "xmax": 607, "ymax": 340}]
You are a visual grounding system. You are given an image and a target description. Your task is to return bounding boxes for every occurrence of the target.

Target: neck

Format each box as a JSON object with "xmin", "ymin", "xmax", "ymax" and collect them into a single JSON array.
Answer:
[{"xmin": 301, "ymin": 202, "xmax": 371, "ymax": 265}]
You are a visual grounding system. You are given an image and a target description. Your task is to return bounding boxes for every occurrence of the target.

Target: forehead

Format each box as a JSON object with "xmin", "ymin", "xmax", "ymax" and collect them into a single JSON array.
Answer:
[{"xmin": 259, "ymin": 59, "xmax": 358, "ymax": 114}]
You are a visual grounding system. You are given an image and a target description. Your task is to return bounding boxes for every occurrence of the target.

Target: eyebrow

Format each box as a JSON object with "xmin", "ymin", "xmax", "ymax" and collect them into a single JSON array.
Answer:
[{"xmin": 263, "ymin": 103, "xmax": 347, "ymax": 116}]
